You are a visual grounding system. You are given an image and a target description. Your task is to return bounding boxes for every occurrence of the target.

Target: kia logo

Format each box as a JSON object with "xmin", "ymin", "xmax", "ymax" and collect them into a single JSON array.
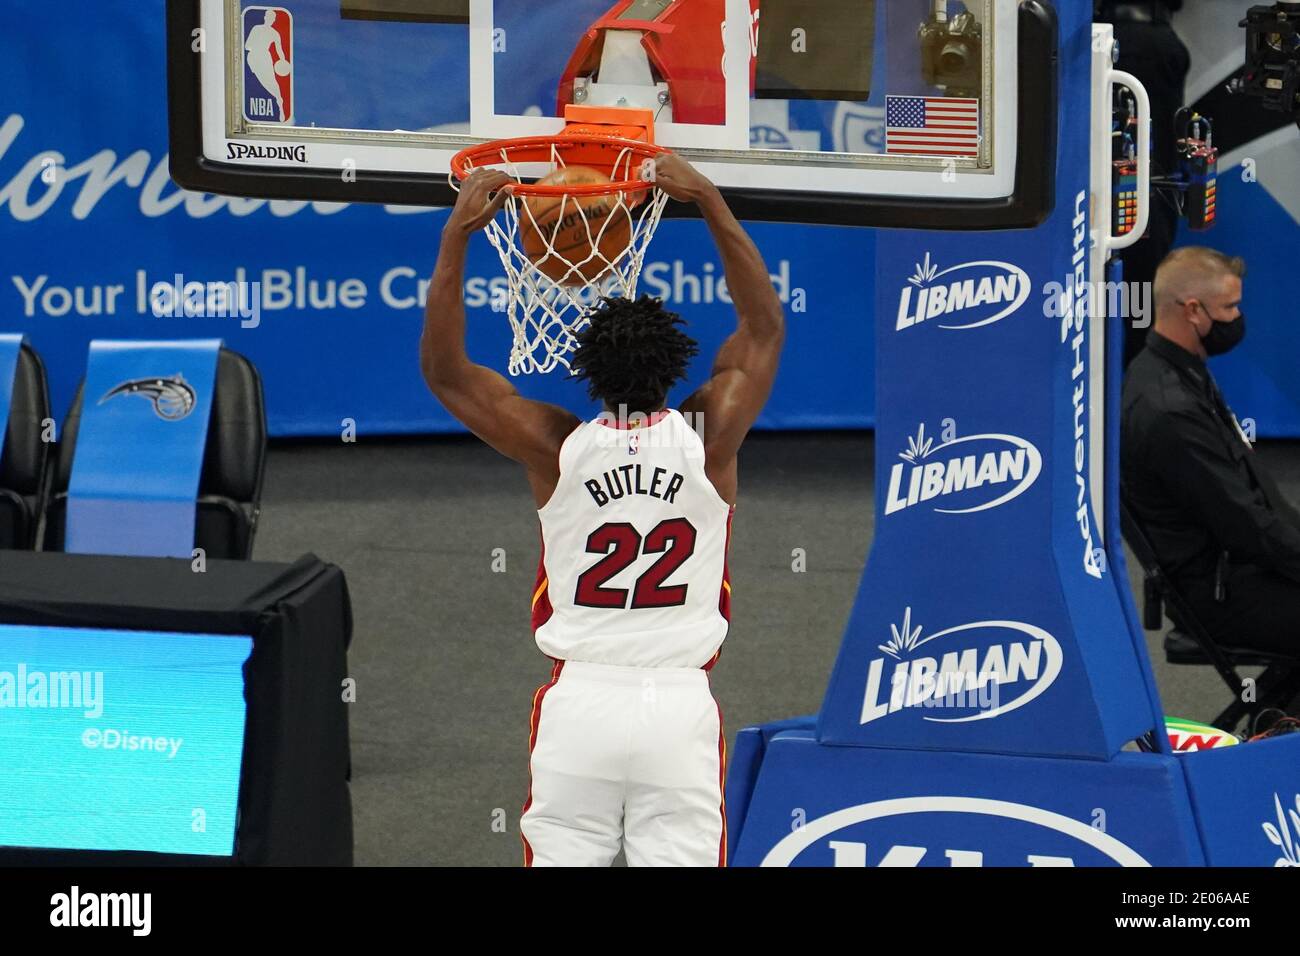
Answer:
[{"xmin": 761, "ymin": 796, "xmax": 1150, "ymax": 867}]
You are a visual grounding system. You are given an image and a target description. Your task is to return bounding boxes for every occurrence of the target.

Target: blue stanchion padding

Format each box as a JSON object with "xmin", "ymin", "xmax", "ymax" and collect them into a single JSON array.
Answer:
[
  {"xmin": 65, "ymin": 340, "xmax": 222, "ymax": 558},
  {"xmin": 817, "ymin": 229, "xmax": 1153, "ymax": 757},
  {"xmin": 816, "ymin": 1, "xmax": 1154, "ymax": 759},
  {"xmin": 725, "ymin": 715, "xmax": 817, "ymax": 862},
  {"xmin": 1178, "ymin": 735, "xmax": 1300, "ymax": 866},
  {"xmin": 0, "ymin": 335, "xmax": 23, "ymax": 464},
  {"xmin": 729, "ymin": 725, "xmax": 1204, "ymax": 867}
]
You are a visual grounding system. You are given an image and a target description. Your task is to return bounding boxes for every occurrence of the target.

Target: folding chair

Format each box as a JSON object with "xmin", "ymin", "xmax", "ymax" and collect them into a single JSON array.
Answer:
[{"xmin": 1120, "ymin": 499, "xmax": 1300, "ymax": 732}]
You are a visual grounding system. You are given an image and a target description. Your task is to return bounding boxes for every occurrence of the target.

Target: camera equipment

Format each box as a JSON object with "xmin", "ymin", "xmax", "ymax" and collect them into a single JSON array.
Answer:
[
  {"xmin": 1111, "ymin": 90, "xmax": 1141, "ymax": 238},
  {"xmin": 919, "ymin": 1, "xmax": 983, "ymax": 98},
  {"xmin": 1110, "ymin": 95, "xmax": 1220, "ymax": 237},
  {"xmin": 1235, "ymin": 2, "xmax": 1300, "ymax": 122},
  {"xmin": 1172, "ymin": 109, "xmax": 1218, "ymax": 231}
]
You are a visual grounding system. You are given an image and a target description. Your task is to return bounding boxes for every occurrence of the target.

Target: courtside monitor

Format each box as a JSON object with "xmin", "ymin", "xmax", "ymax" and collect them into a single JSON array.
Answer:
[
  {"xmin": 168, "ymin": 0, "xmax": 1057, "ymax": 228},
  {"xmin": 0, "ymin": 625, "xmax": 252, "ymax": 858}
]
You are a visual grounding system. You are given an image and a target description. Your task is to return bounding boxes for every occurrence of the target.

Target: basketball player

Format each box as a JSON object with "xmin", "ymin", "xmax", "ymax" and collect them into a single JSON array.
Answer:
[
  {"xmin": 244, "ymin": 10, "xmax": 288, "ymax": 122},
  {"xmin": 420, "ymin": 154, "xmax": 785, "ymax": 866}
]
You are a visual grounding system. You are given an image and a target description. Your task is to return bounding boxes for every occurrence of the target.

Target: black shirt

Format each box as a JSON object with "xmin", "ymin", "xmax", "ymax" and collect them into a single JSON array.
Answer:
[
  {"xmin": 1121, "ymin": 331, "xmax": 1300, "ymax": 586},
  {"xmin": 1095, "ymin": 0, "xmax": 1182, "ymax": 20}
]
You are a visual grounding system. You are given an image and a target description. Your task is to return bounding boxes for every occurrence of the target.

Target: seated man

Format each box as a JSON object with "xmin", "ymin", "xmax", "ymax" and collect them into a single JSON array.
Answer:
[{"xmin": 1122, "ymin": 247, "xmax": 1300, "ymax": 656}]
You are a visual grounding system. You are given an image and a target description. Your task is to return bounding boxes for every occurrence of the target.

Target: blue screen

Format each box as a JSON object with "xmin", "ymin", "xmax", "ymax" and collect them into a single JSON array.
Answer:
[{"xmin": 0, "ymin": 625, "xmax": 253, "ymax": 856}]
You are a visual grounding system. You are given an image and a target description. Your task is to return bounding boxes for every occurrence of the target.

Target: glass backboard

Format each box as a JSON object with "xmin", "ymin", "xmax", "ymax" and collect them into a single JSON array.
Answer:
[{"xmin": 168, "ymin": 0, "xmax": 1058, "ymax": 227}]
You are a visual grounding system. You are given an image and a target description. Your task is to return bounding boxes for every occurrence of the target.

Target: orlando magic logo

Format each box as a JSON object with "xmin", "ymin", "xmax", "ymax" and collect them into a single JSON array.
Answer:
[{"xmin": 99, "ymin": 375, "xmax": 198, "ymax": 421}]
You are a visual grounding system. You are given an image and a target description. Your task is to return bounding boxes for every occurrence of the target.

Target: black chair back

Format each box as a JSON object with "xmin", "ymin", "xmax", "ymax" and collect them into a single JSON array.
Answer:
[
  {"xmin": 0, "ymin": 343, "xmax": 52, "ymax": 549},
  {"xmin": 43, "ymin": 347, "xmax": 266, "ymax": 559}
]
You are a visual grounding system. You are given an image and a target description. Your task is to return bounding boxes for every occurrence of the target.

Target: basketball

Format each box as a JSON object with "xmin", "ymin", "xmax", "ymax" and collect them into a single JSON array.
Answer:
[
  {"xmin": 518, "ymin": 166, "xmax": 633, "ymax": 286},
  {"xmin": 274, "ymin": 59, "xmax": 291, "ymax": 77}
]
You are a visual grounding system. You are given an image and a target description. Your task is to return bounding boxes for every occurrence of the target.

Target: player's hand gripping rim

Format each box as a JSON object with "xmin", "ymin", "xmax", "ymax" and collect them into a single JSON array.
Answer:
[
  {"xmin": 447, "ymin": 168, "xmax": 514, "ymax": 236},
  {"xmin": 650, "ymin": 152, "xmax": 718, "ymax": 205}
]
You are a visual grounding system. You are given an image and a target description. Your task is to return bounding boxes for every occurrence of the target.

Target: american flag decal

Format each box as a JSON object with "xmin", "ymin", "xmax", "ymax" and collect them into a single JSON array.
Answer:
[{"xmin": 885, "ymin": 95, "xmax": 980, "ymax": 157}]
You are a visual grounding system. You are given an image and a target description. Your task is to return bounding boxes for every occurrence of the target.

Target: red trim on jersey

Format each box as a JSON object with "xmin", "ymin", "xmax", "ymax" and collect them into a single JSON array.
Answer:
[
  {"xmin": 702, "ymin": 505, "xmax": 736, "ymax": 673},
  {"xmin": 718, "ymin": 505, "xmax": 735, "ymax": 622},
  {"xmin": 531, "ymin": 531, "xmax": 554, "ymax": 632},
  {"xmin": 594, "ymin": 409, "xmax": 671, "ymax": 429},
  {"xmin": 521, "ymin": 658, "xmax": 564, "ymax": 867},
  {"xmin": 715, "ymin": 696, "xmax": 728, "ymax": 867}
]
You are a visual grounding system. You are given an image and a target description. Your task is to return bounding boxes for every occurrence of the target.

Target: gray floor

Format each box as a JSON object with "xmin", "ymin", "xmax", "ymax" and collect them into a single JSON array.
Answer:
[{"xmin": 250, "ymin": 432, "xmax": 1300, "ymax": 866}]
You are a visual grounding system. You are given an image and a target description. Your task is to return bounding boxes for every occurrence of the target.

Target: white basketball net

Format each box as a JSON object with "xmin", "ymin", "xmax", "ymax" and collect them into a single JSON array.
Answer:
[{"xmin": 454, "ymin": 142, "xmax": 669, "ymax": 375}]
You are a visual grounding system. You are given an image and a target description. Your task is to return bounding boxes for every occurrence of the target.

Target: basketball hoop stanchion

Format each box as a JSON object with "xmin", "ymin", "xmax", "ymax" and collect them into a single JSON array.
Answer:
[{"xmin": 450, "ymin": 112, "xmax": 669, "ymax": 375}]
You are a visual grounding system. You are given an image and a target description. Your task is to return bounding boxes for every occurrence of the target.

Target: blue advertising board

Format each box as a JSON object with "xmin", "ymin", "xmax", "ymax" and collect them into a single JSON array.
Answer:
[{"xmin": 0, "ymin": 1, "xmax": 870, "ymax": 437}]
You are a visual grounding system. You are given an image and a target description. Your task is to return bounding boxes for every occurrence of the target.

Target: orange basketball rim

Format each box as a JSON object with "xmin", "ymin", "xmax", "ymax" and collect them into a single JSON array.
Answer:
[
  {"xmin": 447, "ymin": 106, "xmax": 672, "ymax": 377},
  {"xmin": 450, "ymin": 105, "xmax": 667, "ymax": 200}
]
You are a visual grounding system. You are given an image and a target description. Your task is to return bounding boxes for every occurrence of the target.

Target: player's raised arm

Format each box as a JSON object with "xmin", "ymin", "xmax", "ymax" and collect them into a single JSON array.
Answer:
[
  {"xmin": 659, "ymin": 155, "xmax": 785, "ymax": 470},
  {"xmin": 420, "ymin": 169, "xmax": 579, "ymax": 479}
]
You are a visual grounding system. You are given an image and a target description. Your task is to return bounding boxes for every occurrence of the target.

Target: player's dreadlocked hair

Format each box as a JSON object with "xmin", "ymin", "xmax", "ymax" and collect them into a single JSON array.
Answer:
[{"xmin": 569, "ymin": 295, "xmax": 699, "ymax": 413}]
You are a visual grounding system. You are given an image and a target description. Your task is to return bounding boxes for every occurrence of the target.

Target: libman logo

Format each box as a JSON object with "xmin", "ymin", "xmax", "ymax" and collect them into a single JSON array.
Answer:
[
  {"xmin": 1264, "ymin": 793, "xmax": 1300, "ymax": 867},
  {"xmin": 884, "ymin": 423, "xmax": 1042, "ymax": 515},
  {"xmin": 760, "ymin": 797, "xmax": 1151, "ymax": 866},
  {"xmin": 896, "ymin": 253, "xmax": 1031, "ymax": 331},
  {"xmin": 860, "ymin": 607, "xmax": 1062, "ymax": 725}
]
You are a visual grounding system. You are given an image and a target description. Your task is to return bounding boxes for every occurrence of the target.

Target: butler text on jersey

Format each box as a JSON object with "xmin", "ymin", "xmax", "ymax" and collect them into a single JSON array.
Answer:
[{"xmin": 585, "ymin": 466, "xmax": 686, "ymax": 507}]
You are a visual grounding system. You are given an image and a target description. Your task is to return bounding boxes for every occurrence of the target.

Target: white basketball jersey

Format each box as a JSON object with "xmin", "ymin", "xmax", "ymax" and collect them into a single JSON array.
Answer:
[{"xmin": 532, "ymin": 409, "xmax": 734, "ymax": 669}]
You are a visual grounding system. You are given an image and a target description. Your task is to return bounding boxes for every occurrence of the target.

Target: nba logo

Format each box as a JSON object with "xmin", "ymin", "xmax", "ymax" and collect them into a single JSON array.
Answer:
[
  {"xmin": 628, "ymin": 434, "xmax": 639, "ymax": 456},
  {"xmin": 243, "ymin": 6, "xmax": 294, "ymax": 124}
]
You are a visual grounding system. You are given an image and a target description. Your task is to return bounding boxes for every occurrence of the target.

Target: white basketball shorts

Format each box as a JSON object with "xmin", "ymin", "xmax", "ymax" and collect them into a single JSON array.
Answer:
[{"xmin": 520, "ymin": 660, "xmax": 727, "ymax": 867}]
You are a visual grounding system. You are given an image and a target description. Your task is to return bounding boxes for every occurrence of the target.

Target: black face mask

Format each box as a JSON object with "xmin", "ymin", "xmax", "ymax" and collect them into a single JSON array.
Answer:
[{"xmin": 1199, "ymin": 305, "xmax": 1246, "ymax": 356}]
